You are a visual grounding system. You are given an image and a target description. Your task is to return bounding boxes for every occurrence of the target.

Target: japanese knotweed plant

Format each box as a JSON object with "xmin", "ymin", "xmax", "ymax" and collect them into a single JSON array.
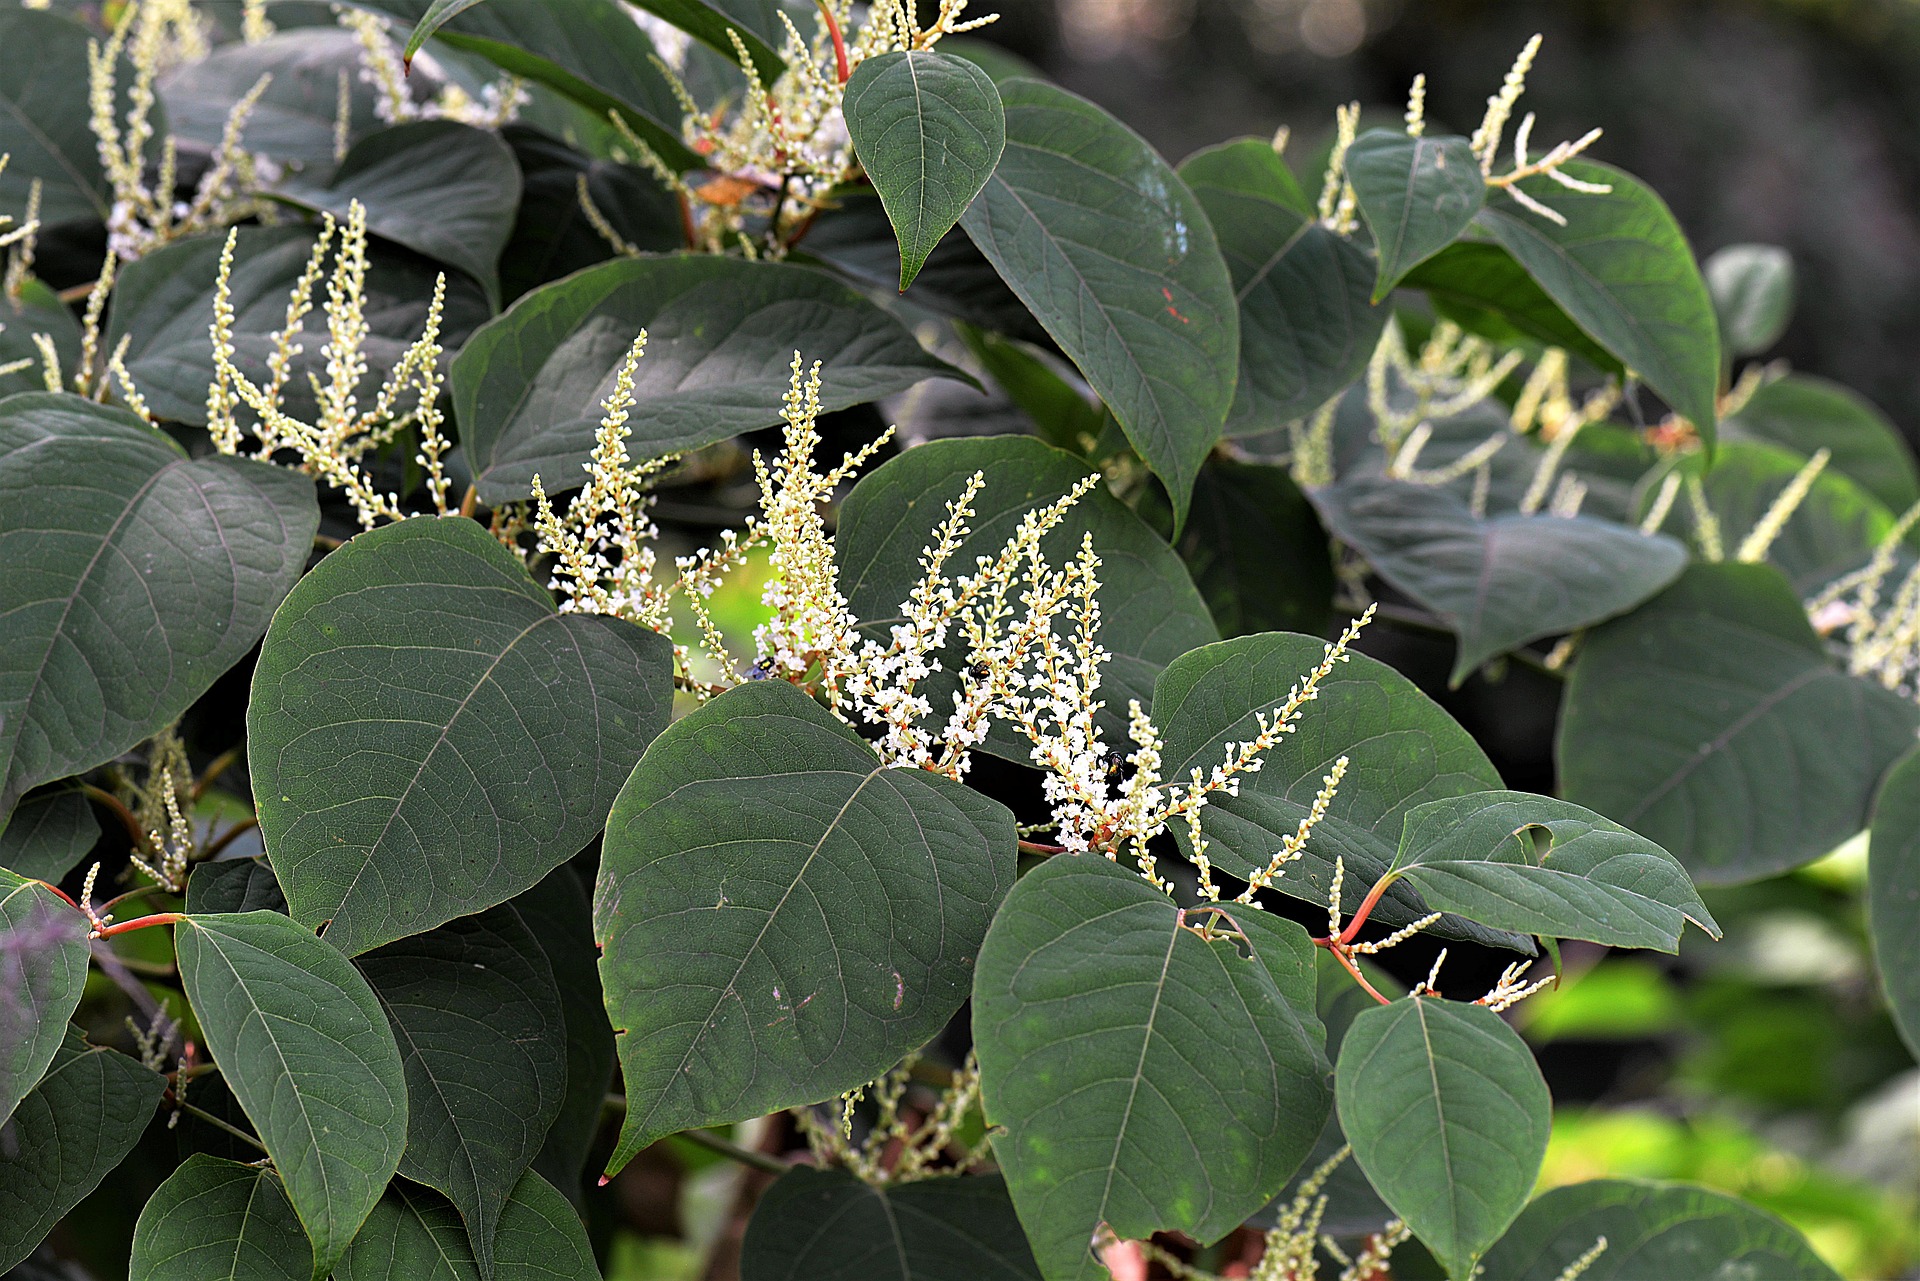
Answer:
[{"xmin": 0, "ymin": 3, "xmax": 1907, "ymax": 1280}]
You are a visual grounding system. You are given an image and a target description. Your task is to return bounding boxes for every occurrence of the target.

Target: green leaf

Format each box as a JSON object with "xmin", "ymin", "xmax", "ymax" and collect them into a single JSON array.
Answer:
[
  {"xmin": 1558, "ymin": 563, "xmax": 1919, "ymax": 884},
  {"xmin": 1475, "ymin": 160, "xmax": 1721, "ymax": 436},
  {"xmin": 845, "ymin": 51, "xmax": 1005, "ymax": 291},
  {"xmin": 1477, "ymin": 1179, "xmax": 1841, "ymax": 1280},
  {"xmin": 597, "ymin": 679, "xmax": 1013, "ymax": 1172},
  {"xmin": 741, "ymin": 1168, "xmax": 1041, "ymax": 1281},
  {"xmin": 452, "ymin": 255, "xmax": 962, "ymax": 504},
  {"xmin": 127, "ymin": 1154, "xmax": 312, "ymax": 1281},
  {"xmin": 0, "ymin": 282, "xmax": 83, "ymax": 402},
  {"xmin": 0, "ymin": 394, "xmax": 318, "ymax": 822},
  {"xmin": 334, "ymin": 1170, "xmax": 601, "ymax": 1281},
  {"xmin": 1346, "ymin": 130, "xmax": 1485, "ymax": 300},
  {"xmin": 1178, "ymin": 138, "xmax": 1382, "ymax": 437},
  {"xmin": 961, "ymin": 79, "xmax": 1239, "ymax": 528},
  {"xmin": 1309, "ymin": 474, "xmax": 1688, "ymax": 685},
  {"xmin": 187, "ymin": 856, "xmax": 289, "ymax": 915},
  {"xmin": 973, "ymin": 854, "xmax": 1329, "ymax": 1281},
  {"xmin": 836, "ymin": 434, "xmax": 1217, "ymax": 761},
  {"xmin": 1386, "ymin": 791, "xmax": 1718, "ymax": 951},
  {"xmin": 1705, "ymin": 244, "xmax": 1796, "ymax": 359},
  {"xmin": 954, "ymin": 324, "xmax": 1106, "ymax": 454},
  {"xmin": 107, "ymin": 225, "xmax": 488, "ymax": 427},
  {"xmin": 1151, "ymin": 633, "xmax": 1528, "ymax": 951},
  {"xmin": 358, "ymin": 907, "xmax": 566, "ymax": 1276},
  {"xmin": 403, "ymin": 0, "xmax": 492, "ymax": 60},
  {"xmin": 249, "ymin": 516, "xmax": 673, "ymax": 957},
  {"xmin": 274, "ymin": 121, "xmax": 521, "ymax": 309},
  {"xmin": 498, "ymin": 125, "xmax": 684, "ymax": 302},
  {"xmin": 1402, "ymin": 242, "xmax": 1621, "ymax": 375},
  {"xmin": 1867, "ymin": 746, "xmax": 1920, "ymax": 1060},
  {"xmin": 0, "ymin": 10, "xmax": 149, "ymax": 227},
  {"xmin": 159, "ymin": 29, "xmax": 385, "ymax": 174},
  {"xmin": 1722, "ymin": 373, "xmax": 1920, "ymax": 512},
  {"xmin": 177, "ymin": 910, "xmax": 408, "ymax": 1280},
  {"xmin": 0, "ymin": 872, "xmax": 88, "ymax": 1131},
  {"xmin": 1335, "ymin": 997, "xmax": 1550, "ymax": 1279},
  {"xmin": 1176, "ymin": 458, "xmax": 1334, "ymax": 637},
  {"xmin": 0, "ymin": 790, "xmax": 97, "ymax": 881},
  {"xmin": 0, "ymin": 1028, "xmax": 163, "ymax": 1273},
  {"xmin": 358, "ymin": 0, "xmax": 699, "ymax": 170}
]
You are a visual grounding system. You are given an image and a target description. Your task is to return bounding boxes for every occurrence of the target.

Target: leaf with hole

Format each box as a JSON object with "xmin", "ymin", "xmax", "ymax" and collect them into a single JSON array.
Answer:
[
  {"xmin": 1346, "ymin": 130, "xmax": 1485, "ymax": 300},
  {"xmin": 973, "ymin": 854, "xmax": 1329, "ymax": 1281},
  {"xmin": 741, "ymin": 1168, "xmax": 1041, "ymax": 1281},
  {"xmin": 127, "ymin": 1154, "xmax": 311, "ymax": 1281},
  {"xmin": 595, "ymin": 679, "xmax": 1014, "ymax": 1175},
  {"xmin": 248, "ymin": 516, "xmax": 673, "ymax": 957},
  {"xmin": 176, "ymin": 910, "xmax": 408, "ymax": 1280},
  {"xmin": 1336, "ymin": 997, "xmax": 1551, "ymax": 1280}
]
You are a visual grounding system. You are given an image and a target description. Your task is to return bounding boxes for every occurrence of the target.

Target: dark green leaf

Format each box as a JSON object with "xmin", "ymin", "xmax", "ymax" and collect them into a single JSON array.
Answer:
[
  {"xmin": 961, "ymin": 79, "xmax": 1239, "ymax": 527},
  {"xmin": 0, "ymin": 282, "xmax": 83, "ymax": 402},
  {"xmin": 1868, "ymin": 746, "xmax": 1920, "ymax": 1060},
  {"xmin": 1152, "ymin": 633, "xmax": 1527, "ymax": 951},
  {"xmin": 1346, "ymin": 130, "xmax": 1485, "ymax": 300},
  {"xmin": 1336, "ymin": 997, "xmax": 1550, "ymax": 1279},
  {"xmin": 187, "ymin": 856, "xmax": 289, "ymax": 916},
  {"xmin": 0, "ymin": 872, "xmax": 87, "ymax": 1131},
  {"xmin": 1478, "ymin": 1179, "xmax": 1841, "ymax": 1280},
  {"xmin": 498, "ymin": 125, "xmax": 683, "ymax": 302},
  {"xmin": 954, "ymin": 325, "xmax": 1106, "ymax": 454},
  {"xmin": 159, "ymin": 29, "xmax": 385, "ymax": 175},
  {"xmin": 1310, "ymin": 474, "xmax": 1688, "ymax": 685},
  {"xmin": 1705, "ymin": 244, "xmax": 1795, "ymax": 359},
  {"xmin": 836, "ymin": 434, "xmax": 1217, "ymax": 761},
  {"xmin": 127, "ymin": 1154, "xmax": 311, "ymax": 1281},
  {"xmin": 249, "ymin": 516, "xmax": 672, "ymax": 957},
  {"xmin": 1559, "ymin": 563, "xmax": 1919, "ymax": 884},
  {"xmin": 0, "ymin": 10, "xmax": 140, "ymax": 226},
  {"xmin": 177, "ymin": 910, "xmax": 408, "ymax": 1279},
  {"xmin": 403, "ymin": 0, "xmax": 491, "ymax": 60},
  {"xmin": 0, "ymin": 394, "xmax": 318, "ymax": 822},
  {"xmin": 597, "ymin": 679, "xmax": 1013, "ymax": 1173},
  {"xmin": 974, "ymin": 854, "xmax": 1329, "ymax": 1281},
  {"xmin": 106, "ymin": 225, "xmax": 489, "ymax": 427},
  {"xmin": 452, "ymin": 255, "xmax": 961, "ymax": 504},
  {"xmin": 1177, "ymin": 458, "xmax": 1334, "ymax": 637},
  {"xmin": 358, "ymin": 907, "xmax": 566, "ymax": 1276},
  {"xmin": 275, "ymin": 121, "xmax": 521, "ymax": 308},
  {"xmin": 1475, "ymin": 160, "xmax": 1720, "ymax": 435},
  {"xmin": 0, "ymin": 1028, "xmax": 163, "ymax": 1272},
  {"xmin": 0, "ymin": 791, "xmax": 97, "ymax": 881},
  {"xmin": 1387, "ymin": 791, "xmax": 1718, "ymax": 951},
  {"xmin": 1402, "ymin": 242, "xmax": 1620, "ymax": 375},
  {"xmin": 742, "ymin": 1168, "xmax": 1040, "ymax": 1281},
  {"xmin": 1178, "ymin": 138, "xmax": 1381, "ymax": 437},
  {"xmin": 845, "ymin": 51, "xmax": 1005, "ymax": 290},
  {"xmin": 333, "ymin": 1170, "xmax": 600, "ymax": 1281},
  {"xmin": 1722, "ymin": 373, "xmax": 1919, "ymax": 512}
]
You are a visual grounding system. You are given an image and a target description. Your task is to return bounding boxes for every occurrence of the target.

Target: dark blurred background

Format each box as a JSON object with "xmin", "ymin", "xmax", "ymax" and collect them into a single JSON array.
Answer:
[{"xmin": 975, "ymin": 0, "xmax": 1920, "ymax": 442}]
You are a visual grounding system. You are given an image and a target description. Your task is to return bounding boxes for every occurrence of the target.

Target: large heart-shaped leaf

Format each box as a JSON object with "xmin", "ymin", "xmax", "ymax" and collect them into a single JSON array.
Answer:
[
  {"xmin": 127, "ymin": 1154, "xmax": 312, "ymax": 1281},
  {"xmin": 107, "ymin": 226, "xmax": 490, "ymax": 427},
  {"xmin": 845, "ymin": 51, "xmax": 1005, "ymax": 291},
  {"xmin": 1346, "ymin": 130, "xmax": 1485, "ymax": 300},
  {"xmin": 358, "ymin": 906, "xmax": 566, "ymax": 1276},
  {"xmin": 1310, "ymin": 474, "xmax": 1688, "ymax": 685},
  {"xmin": 1477, "ymin": 1179, "xmax": 1842, "ymax": 1280},
  {"xmin": 0, "ymin": 790, "xmax": 97, "ymax": 882},
  {"xmin": 333, "ymin": 1170, "xmax": 600, "ymax": 1281},
  {"xmin": 1175, "ymin": 458, "xmax": 1334, "ymax": 638},
  {"xmin": 1475, "ymin": 160, "xmax": 1720, "ymax": 436},
  {"xmin": 1335, "ymin": 997, "xmax": 1550, "ymax": 1280},
  {"xmin": 177, "ymin": 910, "xmax": 409, "ymax": 1280},
  {"xmin": 597, "ymin": 679, "xmax": 1014, "ymax": 1173},
  {"xmin": 1722, "ymin": 373, "xmax": 1920, "ymax": 512},
  {"xmin": 741, "ymin": 1168, "xmax": 1041, "ymax": 1281},
  {"xmin": 159, "ymin": 29, "xmax": 385, "ymax": 176},
  {"xmin": 0, "ymin": 394, "xmax": 318, "ymax": 823},
  {"xmin": 1179, "ymin": 139, "xmax": 1383, "ymax": 437},
  {"xmin": 0, "ymin": 9, "xmax": 139, "ymax": 227},
  {"xmin": 1152, "ymin": 633, "xmax": 1528, "ymax": 951},
  {"xmin": 1386, "ymin": 791, "xmax": 1718, "ymax": 951},
  {"xmin": 836, "ymin": 434, "xmax": 1217, "ymax": 761},
  {"xmin": 249, "ymin": 516, "xmax": 673, "ymax": 957},
  {"xmin": 275, "ymin": 121, "xmax": 521, "ymax": 308},
  {"xmin": 0, "ymin": 1028, "xmax": 163, "ymax": 1273},
  {"xmin": 1705, "ymin": 244, "xmax": 1796, "ymax": 360},
  {"xmin": 1559, "ymin": 563, "xmax": 1919, "ymax": 884},
  {"xmin": 0, "ymin": 873, "xmax": 87, "ymax": 1132},
  {"xmin": 1868, "ymin": 746, "xmax": 1920, "ymax": 1060},
  {"xmin": 452, "ymin": 255, "xmax": 962, "ymax": 503},
  {"xmin": 974, "ymin": 854, "xmax": 1329, "ymax": 1281},
  {"xmin": 961, "ymin": 79, "xmax": 1238, "ymax": 527}
]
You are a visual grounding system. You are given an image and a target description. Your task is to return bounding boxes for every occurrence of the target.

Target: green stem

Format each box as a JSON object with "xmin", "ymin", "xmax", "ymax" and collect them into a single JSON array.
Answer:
[
  {"xmin": 172, "ymin": 1097, "xmax": 269, "ymax": 1155},
  {"xmin": 676, "ymin": 1125, "xmax": 790, "ymax": 1175}
]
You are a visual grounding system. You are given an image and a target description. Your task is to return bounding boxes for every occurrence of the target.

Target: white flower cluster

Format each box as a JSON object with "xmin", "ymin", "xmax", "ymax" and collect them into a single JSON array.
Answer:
[
  {"xmin": 338, "ymin": 9, "xmax": 529, "ymax": 132},
  {"xmin": 1809, "ymin": 496, "xmax": 1920, "ymax": 696},
  {"xmin": 1469, "ymin": 36, "xmax": 1614, "ymax": 225}
]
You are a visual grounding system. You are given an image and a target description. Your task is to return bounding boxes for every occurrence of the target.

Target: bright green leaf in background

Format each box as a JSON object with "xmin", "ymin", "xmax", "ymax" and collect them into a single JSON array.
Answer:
[
  {"xmin": 962, "ymin": 79, "xmax": 1239, "ymax": 526},
  {"xmin": 1704, "ymin": 243, "xmax": 1796, "ymax": 359},
  {"xmin": 248, "ymin": 517, "xmax": 673, "ymax": 957},
  {"xmin": 974, "ymin": 855, "xmax": 1329, "ymax": 1281},
  {"xmin": 128, "ymin": 1155, "xmax": 311, "ymax": 1281},
  {"xmin": 741, "ymin": 1168, "xmax": 1041, "ymax": 1281},
  {"xmin": 1346, "ymin": 130, "xmax": 1485, "ymax": 300},
  {"xmin": 845, "ymin": 51, "xmax": 1006, "ymax": 290},
  {"xmin": 597, "ymin": 679, "xmax": 1015, "ymax": 1174}
]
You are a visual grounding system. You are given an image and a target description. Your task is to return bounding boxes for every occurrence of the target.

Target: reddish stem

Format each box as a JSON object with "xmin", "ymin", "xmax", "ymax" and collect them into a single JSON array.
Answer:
[
  {"xmin": 1328, "ymin": 944, "xmax": 1392, "ymax": 1006},
  {"xmin": 1337, "ymin": 874, "xmax": 1395, "ymax": 946},
  {"xmin": 201, "ymin": 816, "xmax": 259, "ymax": 861},
  {"xmin": 93, "ymin": 912, "xmax": 185, "ymax": 939},
  {"xmin": 817, "ymin": 1, "xmax": 850, "ymax": 83},
  {"xmin": 1017, "ymin": 839, "xmax": 1068, "ymax": 856}
]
